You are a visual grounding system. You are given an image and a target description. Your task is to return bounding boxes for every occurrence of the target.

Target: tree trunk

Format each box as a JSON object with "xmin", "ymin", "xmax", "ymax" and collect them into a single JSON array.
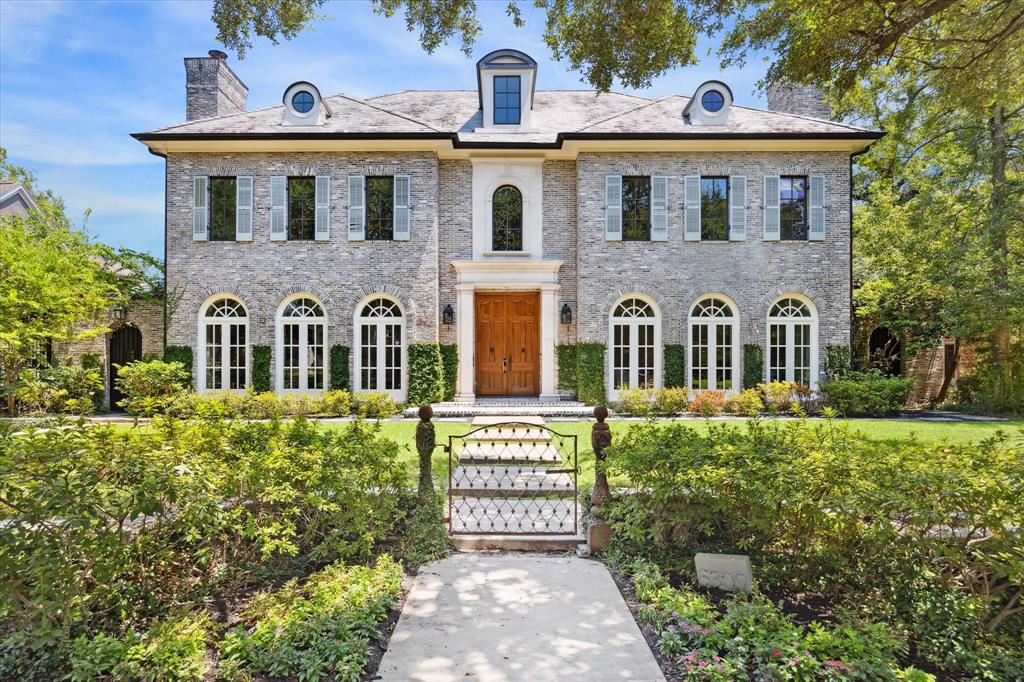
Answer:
[
  {"xmin": 4, "ymin": 362, "xmax": 17, "ymax": 416},
  {"xmin": 988, "ymin": 104, "xmax": 1011, "ymax": 376}
]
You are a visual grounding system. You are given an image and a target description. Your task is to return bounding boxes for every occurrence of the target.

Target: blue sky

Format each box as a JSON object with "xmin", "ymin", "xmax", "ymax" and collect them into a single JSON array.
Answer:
[{"xmin": 0, "ymin": 1, "xmax": 770, "ymax": 257}]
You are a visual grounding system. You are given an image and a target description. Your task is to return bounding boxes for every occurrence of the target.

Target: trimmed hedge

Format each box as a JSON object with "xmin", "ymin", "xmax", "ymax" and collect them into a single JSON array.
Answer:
[
  {"xmin": 407, "ymin": 343, "xmax": 444, "ymax": 406},
  {"xmin": 329, "ymin": 345, "xmax": 350, "ymax": 391},
  {"xmin": 576, "ymin": 342, "xmax": 606, "ymax": 405},
  {"xmin": 557, "ymin": 344, "xmax": 578, "ymax": 393},
  {"xmin": 743, "ymin": 343, "xmax": 763, "ymax": 390},
  {"xmin": 820, "ymin": 374, "xmax": 914, "ymax": 416},
  {"xmin": 163, "ymin": 345, "xmax": 193, "ymax": 386},
  {"xmin": 439, "ymin": 344, "xmax": 458, "ymax": 401},
  {"xmin": 664, "ymin": 344, "xmax": 685, "ymax": 389},
  {"xmin": 251, "ymin": 345, "xmax": 271, "ymax": 393}
]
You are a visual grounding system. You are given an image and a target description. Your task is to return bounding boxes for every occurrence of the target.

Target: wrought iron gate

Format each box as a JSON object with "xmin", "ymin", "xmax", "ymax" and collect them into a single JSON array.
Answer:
[{"xmin": 447, "ymin": 422, "xmax": 578, "ymax": 535}]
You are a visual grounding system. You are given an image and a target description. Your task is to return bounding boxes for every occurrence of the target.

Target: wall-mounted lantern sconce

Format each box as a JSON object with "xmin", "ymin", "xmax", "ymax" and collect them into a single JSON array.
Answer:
[
  {"xmin": 112, "ymin": 304, "xmax": 128, "ymax": 321},
  {"xmin": 442, "ymin": 304, "xmax": 455, "ymax": 326},
  {"xmin": 560, "ymin": 303, "xmax": 573, "ymax": 325}
]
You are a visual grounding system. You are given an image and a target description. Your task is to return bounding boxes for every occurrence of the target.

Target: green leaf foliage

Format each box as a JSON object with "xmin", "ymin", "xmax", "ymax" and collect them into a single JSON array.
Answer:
[
  {"xmin": 329, "ymin": 344, "xmax": 350, "ymax": 391},
  {"xmin": 663, "ymin": 344, "xmax": 685, "ymax": 389},
  {"xmin": 251, "ymin": 345, "xmax": 271, "ymax": 393},
  {"xmin": 406, "ymin": 343, "xmax": 444, "ymax": 406},
  {"xmin": 439, "ymin": 344, "xmax": 458, "ymax": 401},
  {"xmin": 163, "ymin": 345, "xmax": 193, "ymax": 386},
  {"xmin": 820, "ymin": 374, "xmax": 914, "ymax": 416},
  {"xmin": 575, "ymin": 342, "xmax": 606, "ymax": 405},
  {"xmin": 115, "ymin": 359, "xmax": 190, "ymax": 415},
  {"xmin": 603, "ymin": 419, "xmax": 1024, "ymax": 675},
  {"xmin": 742, "ymin": 344, "xmax": 763, "ymax": 390},
  {"xmin": 556, "ymin": 343, "xmax": 577, "ymax": 393}
]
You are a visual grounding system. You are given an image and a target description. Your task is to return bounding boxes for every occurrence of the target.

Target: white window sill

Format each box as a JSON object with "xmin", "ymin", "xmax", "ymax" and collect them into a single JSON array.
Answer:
[{"xmin": 483, "ymin": 251, "xmax": 532, "ymax": 257}]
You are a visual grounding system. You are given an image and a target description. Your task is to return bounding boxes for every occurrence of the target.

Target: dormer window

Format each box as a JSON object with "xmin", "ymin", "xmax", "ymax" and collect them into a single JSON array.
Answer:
[
  {"xmin": 701, "ymin": 90, "xmax": 725, "ymax": 113},
  {"xmin": 291, "ymin": 91, "xmax": 314, "ymax": 114},
  {"xmin": 494, "ymin": 76, "xmax": 521, "ymax": 124},
  {"xmin": 476, "ymin": 48, "xmax": 537, "ymax": 130}
]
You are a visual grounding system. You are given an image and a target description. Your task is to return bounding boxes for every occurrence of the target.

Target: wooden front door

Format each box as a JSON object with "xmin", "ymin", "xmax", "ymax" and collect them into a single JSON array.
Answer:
[{"xmin": 475, "ymin": 292, "xmax": 540, "ymax": 396}]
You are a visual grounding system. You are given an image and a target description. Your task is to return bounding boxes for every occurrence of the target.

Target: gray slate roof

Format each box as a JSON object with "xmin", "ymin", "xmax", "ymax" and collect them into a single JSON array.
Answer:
[{"xmin": 136, "ymin": 89, "xmax": 879, "ymax": 141}]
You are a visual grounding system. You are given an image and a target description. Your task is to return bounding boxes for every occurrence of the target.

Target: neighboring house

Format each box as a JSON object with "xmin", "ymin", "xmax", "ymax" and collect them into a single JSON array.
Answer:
[
  {"xmin": 133, "ymin": 48, "xmax": 883, "ymax": 403},
  {"xmin": 0, "ymin": 181, "xmax": 39, "ymax": 217},
  {"xmin": 0, "ymin": 178, "xmax": 164, "ymax": 409}
]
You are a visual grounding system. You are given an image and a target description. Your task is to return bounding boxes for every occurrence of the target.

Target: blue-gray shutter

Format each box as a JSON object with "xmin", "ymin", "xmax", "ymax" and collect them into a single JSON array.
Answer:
[
  {"xmin": 314, "ymin": 175, "xmax": 331, "ymax": 241},
  {"xmin": 605, "ymin": 175, "xmax": 622, "ymax": 241},
  {"xmin": 192, "ymin": 176, "xmax": 208, "ymax": 241},
  {"xmin": 763, "ymin": 175, "xmax": 780, "ymax": 241},
  {"xmin": 270, "ymin": 176, "xmax": 287, "ymax": 241},
  {"xmin": 729, "ymin": 175, "xmax": 746, "ymax": 241},
  {"xmin": 235, "ymin": 176, "xmax": 252, "ymax": 241},
  {"xmin": 393, "ymin": 174, "xmax": 410, "ymax": 241},
  {"xmin": 684, "ymin": 175, "xmax": 701, "ymax": 241},
  {"xmin": 809, "ymin": 175, "xmax": 825, "ymax": 241},
  {"xmin": 650, "ymin": 175, "xmax": 668, "ymax": 241},
  {"xmin": 347, "ymin": 175, "xmax": 365, "ymax": 241}
]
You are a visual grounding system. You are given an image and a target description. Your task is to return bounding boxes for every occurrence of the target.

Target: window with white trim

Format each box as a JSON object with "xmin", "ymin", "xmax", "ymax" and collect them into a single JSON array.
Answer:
[
  {"xmin": 767, "ymin": 296, "xmax": 818, "ymax": 387},
  {"xmin": 689, "ymin": 296, "xmax": 738, "ymax": 392},
  {"xmin": 277, "ymin": 296, "xmax": 326, "ymax": 392},
  {"xmin": 609, "ymin": 296, "xmax": 661, "ymax": 399},
  {"xmin": 355, "ymin": 296, "xmax": 405, "ymax": 400},
  {"xmin": 199, "ymin": 297, "xmax": 248, "ymax": 391}
]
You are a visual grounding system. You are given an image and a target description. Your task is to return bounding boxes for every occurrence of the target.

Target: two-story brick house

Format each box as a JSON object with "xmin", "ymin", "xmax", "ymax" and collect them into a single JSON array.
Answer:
[{"xmin": 133, "ymin": 48, "xmax": 881, "ymax": 404}]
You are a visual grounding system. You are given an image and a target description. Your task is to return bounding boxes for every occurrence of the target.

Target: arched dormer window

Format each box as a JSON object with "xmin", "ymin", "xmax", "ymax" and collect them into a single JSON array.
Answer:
[{"xmin": 492, "ymin": 185, "xmax": 523, "ymax": 251}]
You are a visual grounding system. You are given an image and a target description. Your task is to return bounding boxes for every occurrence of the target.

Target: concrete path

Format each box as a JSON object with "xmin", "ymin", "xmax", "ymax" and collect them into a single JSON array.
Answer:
[{"xmin": 377, "ymin": 553, "xmax": 665, "ymax": 682}]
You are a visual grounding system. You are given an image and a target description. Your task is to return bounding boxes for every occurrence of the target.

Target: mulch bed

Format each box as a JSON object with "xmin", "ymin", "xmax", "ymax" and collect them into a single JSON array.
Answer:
[{"xmin": 362, "ymin": 573, "xmax": 415, "ymax": 681}]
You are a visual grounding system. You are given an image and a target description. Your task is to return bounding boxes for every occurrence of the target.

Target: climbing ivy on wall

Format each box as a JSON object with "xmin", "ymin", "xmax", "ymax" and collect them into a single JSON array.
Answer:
[
  {"xmin": 743, "ymin": 344, "xmax": 764, "ymax": 389},
  {"xmin": 439, "ymin": 344, "xmax": 458, "ymax": 401},
  {"xmin": 329, "ymin": 345, "xmax": 350, "ymax": 391},
  {"xmin": 664, "ymin": 344, "xmax": 685, "ymax": 389},
  {"xmin": 251, "ymin": 345, "xmax": 271, "ymax": 393},
  {"xmin": 407, "ymin": 343, "xmax": 445, "ymax": 406},
  {"xmin": 163, "ymin": 345, "xmax": 193, "ymax": 386},
  {"xmin": 557, "ymin": 344, "xmax": 578, "ymax": 393},
  {"xmin": 575, "ymin": 343, "xmax": 607, "ymax": 405}
]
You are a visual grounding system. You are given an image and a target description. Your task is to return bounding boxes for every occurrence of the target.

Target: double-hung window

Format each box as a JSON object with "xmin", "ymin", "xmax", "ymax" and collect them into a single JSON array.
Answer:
[
  {"xmin": 288, "ymin": 176, "xmax": 316, "ymax": 240},
  {"xmin": 780, "ymin": 176, "xmax": 808, "ymax": 240},
  {"xmin": 700, "ymin": 177, "xmax": 729, "ymax": 241},
  {"xmin": 209, "ymin": 177, "xmax": 237, "ymax": 241},
  {"xmin": 493, "ymin": 75, "xmax": 521, "ymax": 124},
  {"xmin": 622, "ymin": 176, "xmax": 651, "ymax": 241},
  {"xmin": 366, "ymin": 176, "xmax": 394, "ymax": 240}
]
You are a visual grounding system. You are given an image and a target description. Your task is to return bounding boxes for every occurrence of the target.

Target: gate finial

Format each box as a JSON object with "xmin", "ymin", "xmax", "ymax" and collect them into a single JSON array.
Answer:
[{"xmin": 416, "ymin": 405, "xmax": 435, "ymax": 497}]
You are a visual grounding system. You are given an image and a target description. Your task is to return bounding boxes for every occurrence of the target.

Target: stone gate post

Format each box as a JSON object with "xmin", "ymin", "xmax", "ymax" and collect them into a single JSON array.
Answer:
[
  {"xmin": 415, "ymin": 404, "xmax": 435, "ymax": 497},
  {"xmin": 588, "ymin": 405, "xmax": 613, "ymax": 551}
]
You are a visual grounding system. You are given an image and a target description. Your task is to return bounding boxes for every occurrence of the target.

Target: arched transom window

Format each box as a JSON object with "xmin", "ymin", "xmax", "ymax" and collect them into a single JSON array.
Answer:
[
  {"xmin": 767, "ymin": 296, "xmax": 818, "ymax": 387},
  {"xmin": 492, "ymin": 185, "xmax": 523, "ymax": 251},
  {"xmin": 199, "ymin": 296, "xmax": 248, "ymax": 391},
  {"xmin": 689, "ymin": 296, "xmax": 739, "ymax": 392},
  {"xmin": 608, "ymin": 296, "xmax": 661, "ymax": 400},
  {"xmin": 356, "ymin": 296, "xmax": 406, "ymax": 400},
  {"xmin": 277, "ymin": 296, "xmax": 327, "ymax": 392}
]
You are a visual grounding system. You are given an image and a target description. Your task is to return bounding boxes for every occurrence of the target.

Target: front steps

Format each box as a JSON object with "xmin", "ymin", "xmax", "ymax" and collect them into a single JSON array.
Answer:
[{"xmin": 447, "ymin": 416, "xmax": 582, "ymax": 548}]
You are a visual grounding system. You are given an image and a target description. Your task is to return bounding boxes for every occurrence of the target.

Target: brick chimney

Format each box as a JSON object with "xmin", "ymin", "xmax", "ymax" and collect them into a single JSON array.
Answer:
[
  {"xmin": 184, "ymin": 50, "xmax": 248, "ymax": 121},
  {"xmin": 766, "ymin": 81, "xmax": 831, "ymax": 120}
]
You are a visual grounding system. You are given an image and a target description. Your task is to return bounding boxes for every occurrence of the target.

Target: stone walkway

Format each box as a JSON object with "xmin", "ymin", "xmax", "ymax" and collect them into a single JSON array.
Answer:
[{"xmin": 377, "ymin": 553, "xmax": 665, "ymax": 682}]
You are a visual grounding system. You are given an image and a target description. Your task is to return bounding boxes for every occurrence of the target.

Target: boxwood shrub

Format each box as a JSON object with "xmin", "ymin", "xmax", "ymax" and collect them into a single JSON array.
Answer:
[
  {"xmin": 407, "ymin": 343, "xmax": 444, "ymax": 406},
  {"xmin": 439, "ymin": 344, "xmax": 458, "ymax": 400},
  {"xmin": 251, "ymin": 345, "xmax": 271, "ymax": 393},
  {"xmin": 163, "ymin": 345, "xmax": 193, "ymax": 386},
  {"xmin": 820, "ymin": 373, "xmax": 914, "ymax": 416},
  {"xmin": 576, "ymin": 342, "xmax": 606, "ymax": 405}
]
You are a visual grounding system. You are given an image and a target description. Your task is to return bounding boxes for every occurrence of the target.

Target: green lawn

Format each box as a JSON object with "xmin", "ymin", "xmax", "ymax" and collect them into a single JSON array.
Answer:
[{"xmin": 322, "ymin": 417, "xmax": 1024, "ymax": 490}]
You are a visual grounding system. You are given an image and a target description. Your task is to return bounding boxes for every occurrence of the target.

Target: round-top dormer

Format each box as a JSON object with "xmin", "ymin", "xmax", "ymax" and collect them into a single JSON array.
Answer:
[
  {"xmin": 683, "ymin": 80, "xmax": 734, "ymax": 126},
  {"xmin": 475, "ymin": 48, "xmax": 538, "ymax": 131},
  {"xmin": 282, "ymin": 81, "xmax": 324, "ymax": 126}
]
